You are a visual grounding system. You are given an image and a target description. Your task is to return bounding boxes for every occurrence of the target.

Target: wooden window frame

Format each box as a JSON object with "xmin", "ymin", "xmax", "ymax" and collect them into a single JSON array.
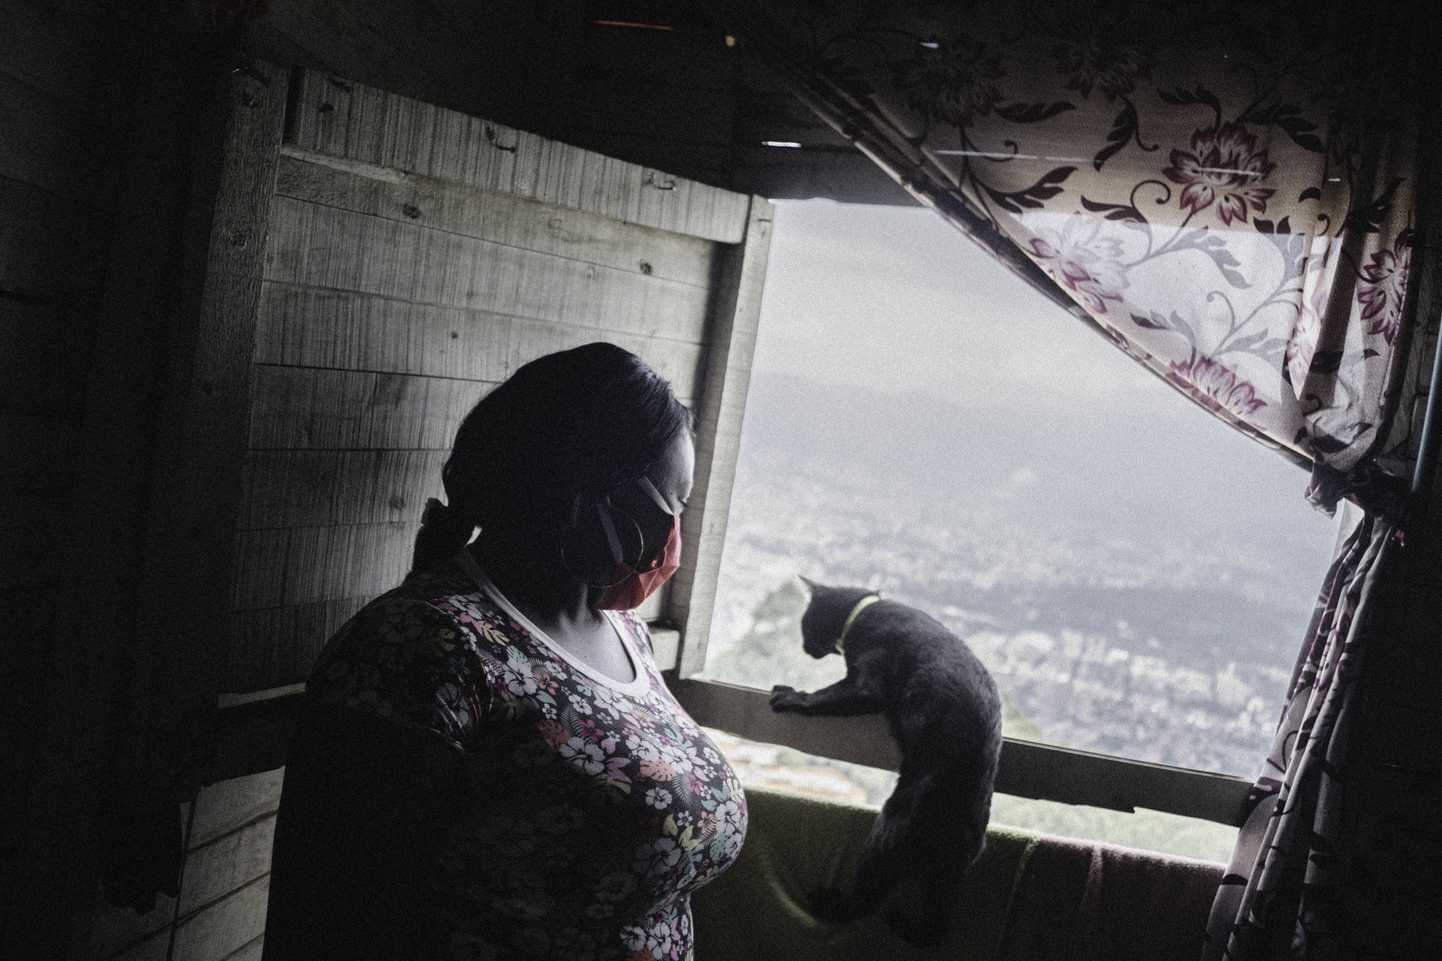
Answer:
[
  {"xmin": 191, "ymin": 63, "xmax": 1257, "ymax": 831},
  {"xmin": 650, "ymin": 176, "xmax": 1257, "ymax": 832}
]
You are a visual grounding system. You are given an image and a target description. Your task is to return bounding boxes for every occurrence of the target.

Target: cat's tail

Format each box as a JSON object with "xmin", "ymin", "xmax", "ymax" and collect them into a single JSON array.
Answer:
[{"xmin": 960, "ymin": 713, "xmax": 1004, "ymax": 871}]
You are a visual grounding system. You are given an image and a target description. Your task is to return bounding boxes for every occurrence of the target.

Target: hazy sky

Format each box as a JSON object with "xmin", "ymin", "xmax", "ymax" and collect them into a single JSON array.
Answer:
[
  {"xmin": 747, "ymin": 198, "xmax": 1342, "ymax": 576},
  {"xmin": 761, "ymin": 202, "xmax": 1165, "ymax": 395},
  {"xmin": 753, "ymin": 200, "xmax": 1171, "ymax": 405},
  {"xmin": 753, "ymin": 199, "xmax": 1332, "ymax": 493}
]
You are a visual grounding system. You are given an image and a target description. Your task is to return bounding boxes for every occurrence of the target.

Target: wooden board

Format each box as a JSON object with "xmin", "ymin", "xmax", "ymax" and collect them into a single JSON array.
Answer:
[
  {"xmin": 649, "ymin": 627, "xmax": 681, "ymax": 672},
  {"xmin": 0, "ymin": 174, "xmax": 111, "ymax": 302},
  {"xmin": 254, "ymin": 284, "xmax": 704, "ymax": 392},
  {"xmin": 230, "ymin": 523, "xmax": 414, "ymax": 611},
  {"xmin": 168, "ymin": 874, "xmax": 270, "ymax": 961},
  {"xmin": 176, "ymin": 816, "xmax": 275, "ymax": 917},
  {"xmin": 264, "ymin": 198, "xmax": 713, "ymax": 343},
  {"xmin": 0, "ymin": 412, "xmax": 80, "ymax": 492},
  {"xmin": 247, "ymin": 365, "xmax": 493, "ymax": 451},
  {"xmin": 530, "ymin": 136, "xmax": 749, "ymax": 245},
  {"xmin": 248, "ymin": 364, "xmax": 696, "ymax": 453},
  {"xmin": 672, "ymin": 679, "xmax": 1255, "ymax": 827},
  {"xmin": 238, "ymin": 449, "xmax": 447, "ymax": 530},
  {"xmin": 0, "ymin": 300, "xmax": 95, "ymax": 412},
  {"xmin": 190, "ymin": 767, "xmax": 285, "ymax": 849},
  {"xmin": 670, "ymin": 197, "xmax": 773, "ymax": 677},
  {"xmin": 274, "ymin": 150, "xmax": 719, "ymax": 285},
  {"xmin": 286, "ymin": 69, "xmax": 542, "ymax": 199},
  {"xmin": 285, "ymin": 70, "xmax": 750, "ymax": 243},
  {"xmin": 129, "ymin": 60, "xmax": 291, "ymax": 804},
  {"xmin": 225, "ymin": 596, "xmax": 371, "ymax": 691},
  {"xmin": 223, "ymin": 63, "xmax": 760, "ymax": 697},
  {"xmin": 0, "ymin": 0, "xmax": 139, "ymax": 122},
  {"xmin": 0, "ymin": 70, "xmax": 122, "ymax": 211}
]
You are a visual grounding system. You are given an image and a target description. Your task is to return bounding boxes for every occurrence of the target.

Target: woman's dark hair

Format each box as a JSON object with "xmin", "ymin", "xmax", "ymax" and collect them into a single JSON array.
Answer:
[{"xmin": 410, "ymin": 343, "xmax": 694, "ymax": 574}]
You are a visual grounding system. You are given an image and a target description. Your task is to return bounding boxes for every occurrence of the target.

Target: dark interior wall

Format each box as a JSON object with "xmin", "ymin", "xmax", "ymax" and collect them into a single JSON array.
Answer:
[
  {"xmin": 1, "ymin": 0, "xmax": 145, "ymax": 942},
  {"xmin": 0, "ymin": 0, "xmax": 141, "ymax": 797},
  {"xmin": 246, "ymin": 0, "xmax": 917, "ymax": 205},
  {"xmin": 0, "ymin": 0, "xmax": 222, "ymax": 953}
]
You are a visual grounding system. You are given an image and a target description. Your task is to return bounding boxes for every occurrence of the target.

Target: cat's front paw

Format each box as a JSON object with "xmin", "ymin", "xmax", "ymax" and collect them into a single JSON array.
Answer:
[
  {"xmin": 769, "ymin": 685, "xmax": 804, "ymax": 712},
  {"xmin": 807, "ymin": 887, "xmax": 852, "ymax": 923}
]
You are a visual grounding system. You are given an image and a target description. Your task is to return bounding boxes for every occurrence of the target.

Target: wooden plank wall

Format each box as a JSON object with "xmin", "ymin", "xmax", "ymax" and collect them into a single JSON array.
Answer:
[
  {"xmin": 0, "ymin": 0, "xmax": 137, "ymax": 650},
  {"xmin": 0, "ymin": 0, "xmax": 143, "ymax": 933},
  {"xmin": 88, "ymin": 770, "xmax": 284, "ymax": 961},
  {"xmin": 225, "ymin": 70, "xmax": 760, "ymax": 692}
]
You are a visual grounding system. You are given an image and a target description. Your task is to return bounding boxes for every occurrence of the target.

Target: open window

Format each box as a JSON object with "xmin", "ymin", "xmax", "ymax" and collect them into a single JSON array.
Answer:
[
  {"xmin": 676, "ymin": 198, "xmax": 1347, "ymax": 861},
  {"xmin": 659, "ymin": 4, "xmax": 1436, "ymax": 879}
]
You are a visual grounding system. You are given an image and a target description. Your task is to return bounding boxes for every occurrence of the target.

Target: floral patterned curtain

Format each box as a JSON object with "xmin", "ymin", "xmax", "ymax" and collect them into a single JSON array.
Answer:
[
  {"xmin": 709, "ymin": 2, "xmax": 1430, "ymax": 958},
  {"xmin": 1202, "ymin": 509, "xmax": 1404, "ymax": 959},
  {"xmin": 717, "ymin": 0, "xmax": 1423, "ymax": 490}
]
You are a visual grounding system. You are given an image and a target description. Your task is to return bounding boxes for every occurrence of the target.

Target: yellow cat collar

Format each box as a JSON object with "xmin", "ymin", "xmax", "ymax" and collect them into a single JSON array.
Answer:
[{"xmin": 835, "ymin": 594, "xmax": 881, "ymax": 655}]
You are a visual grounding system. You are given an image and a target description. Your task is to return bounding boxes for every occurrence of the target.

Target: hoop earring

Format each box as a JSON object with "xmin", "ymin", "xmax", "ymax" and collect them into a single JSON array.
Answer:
[{"xmin": 559, "ymin": 497, "xmax": 645, "ymax": 588}]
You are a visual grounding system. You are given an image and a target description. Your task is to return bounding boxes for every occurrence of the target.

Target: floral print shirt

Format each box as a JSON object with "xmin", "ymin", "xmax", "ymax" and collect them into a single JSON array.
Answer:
[{"xmin": 306, "ymin": 552, "xmax": 747, "ymax": 961}]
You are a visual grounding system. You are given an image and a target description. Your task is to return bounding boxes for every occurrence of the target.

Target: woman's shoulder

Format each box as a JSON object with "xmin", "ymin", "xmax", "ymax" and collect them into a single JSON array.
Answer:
[
  {"xmin": 305, "ymin": 559, "xmax": 515, "ymax": 748},
  {"xmin": 352, "ymin": 559, "xmax": 530, "ymax": 644}
]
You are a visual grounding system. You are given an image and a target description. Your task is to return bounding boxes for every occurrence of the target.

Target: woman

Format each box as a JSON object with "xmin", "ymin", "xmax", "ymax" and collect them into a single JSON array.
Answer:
[{"xmin": 264, "ymin": 344, "xmax": 747, "ymax": 961}]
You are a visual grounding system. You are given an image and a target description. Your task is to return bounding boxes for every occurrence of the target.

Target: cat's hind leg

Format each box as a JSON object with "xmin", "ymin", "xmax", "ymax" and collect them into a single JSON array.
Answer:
[
  {"xmin": 808, "ymin": 776, "xmax": 922, "ymax": 923},
  {"xmin": 808, "ymin": 811, "xmax": 907, "ymax": 923},
  {"xmin": 881, "ymin": 781, "xmax": 987, "ymax": 947},
  {"xmin": 883, "ymin": 872, "xmax": 959, "ymax": 949}
]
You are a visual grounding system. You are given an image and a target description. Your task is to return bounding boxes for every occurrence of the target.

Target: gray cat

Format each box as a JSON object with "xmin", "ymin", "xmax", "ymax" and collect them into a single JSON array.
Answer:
[{"xmin": 769, "ymin": 578, "xmax": 1003, "ymax": 946}]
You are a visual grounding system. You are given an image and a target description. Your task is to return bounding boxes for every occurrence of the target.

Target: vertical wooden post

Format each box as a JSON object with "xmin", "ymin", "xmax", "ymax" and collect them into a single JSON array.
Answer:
[
  {"xmin": 669, "ymin": 195, "xmax": 773, "ymax": 678},
  {"xmin": 130, "ymin": 60, "xmax": 289, "ymax": 804}
]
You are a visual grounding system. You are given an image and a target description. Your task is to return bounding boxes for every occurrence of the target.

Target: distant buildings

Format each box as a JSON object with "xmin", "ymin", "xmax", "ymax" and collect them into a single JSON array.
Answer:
[{"xmin": 709, "ymin": 450, "xmax": 1308, "ymax": 779}]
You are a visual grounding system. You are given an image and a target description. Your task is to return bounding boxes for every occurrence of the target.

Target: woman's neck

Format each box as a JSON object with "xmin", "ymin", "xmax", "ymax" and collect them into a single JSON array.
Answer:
[
  {"xmin": 468, "ymin": 539, "xmax": 599, "ymax": 636},
  {"xmin": 468, "ymin": 533, "xmax": 636, "ymax": 685}
]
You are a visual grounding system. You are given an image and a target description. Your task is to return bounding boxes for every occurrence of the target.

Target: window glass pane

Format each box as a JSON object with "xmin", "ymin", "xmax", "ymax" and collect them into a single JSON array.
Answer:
[{"xmin": 701, "ymin": 199, "xmax": 1340, "ymax": 792}]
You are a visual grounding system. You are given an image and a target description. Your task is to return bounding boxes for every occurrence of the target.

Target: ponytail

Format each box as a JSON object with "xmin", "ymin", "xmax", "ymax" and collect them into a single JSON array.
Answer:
[{"xmin": 409, "ymin": 498, "xmax": 478, "ymax": 576}]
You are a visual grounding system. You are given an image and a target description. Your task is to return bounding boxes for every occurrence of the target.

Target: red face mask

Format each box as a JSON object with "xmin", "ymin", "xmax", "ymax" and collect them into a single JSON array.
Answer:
[{"xmin": 594, "ymin": 513, "xmax": 681, "ymax": 611}]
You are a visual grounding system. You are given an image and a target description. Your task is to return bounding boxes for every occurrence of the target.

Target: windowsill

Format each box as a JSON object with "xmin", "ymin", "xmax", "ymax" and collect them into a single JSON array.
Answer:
[
  {"xmin": 669, "ymin": 678, "xmax": 1255, "ymax": 827},
  {"xmin": 649, "ymin": 626, "xmax": 681, "ymax": 671},
  {"xmin": 210, "ymin": 675, "xmax": 1256, "ymax": 827}
]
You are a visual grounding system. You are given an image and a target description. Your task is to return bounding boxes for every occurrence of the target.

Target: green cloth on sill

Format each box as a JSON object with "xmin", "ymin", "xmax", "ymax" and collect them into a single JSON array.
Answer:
[{"xmin": 692, "ymin": 787, "xmax": 1038, "ymax": 961}]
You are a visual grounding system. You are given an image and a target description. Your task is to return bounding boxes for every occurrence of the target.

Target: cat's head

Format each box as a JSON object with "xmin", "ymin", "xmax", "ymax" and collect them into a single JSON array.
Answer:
[{"xmin": 799, "ymin": 577, "xmax": 880, "ymax": 658}]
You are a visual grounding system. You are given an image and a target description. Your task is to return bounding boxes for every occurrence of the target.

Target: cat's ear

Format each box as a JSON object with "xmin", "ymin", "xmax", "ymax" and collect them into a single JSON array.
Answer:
[{"xmin": 799, "ymin": 575, "xmax": 818, "ymax": 593}]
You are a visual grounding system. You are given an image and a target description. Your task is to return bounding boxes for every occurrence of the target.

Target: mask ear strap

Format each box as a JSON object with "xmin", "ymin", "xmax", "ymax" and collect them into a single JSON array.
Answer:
[
  {"xmin": 595, "ymin": 502, "xmax": 625, "ymax": 565},
  {"xmin": 636, "ymin": 475, "xmax": 678, "ymax": 515}
]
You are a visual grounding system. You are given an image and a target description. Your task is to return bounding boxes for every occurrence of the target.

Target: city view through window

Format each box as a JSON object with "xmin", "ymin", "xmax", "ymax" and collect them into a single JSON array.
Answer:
[{"xmin": 697, "ymin": 199, "xmax": 1342, "ymax": 862}]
